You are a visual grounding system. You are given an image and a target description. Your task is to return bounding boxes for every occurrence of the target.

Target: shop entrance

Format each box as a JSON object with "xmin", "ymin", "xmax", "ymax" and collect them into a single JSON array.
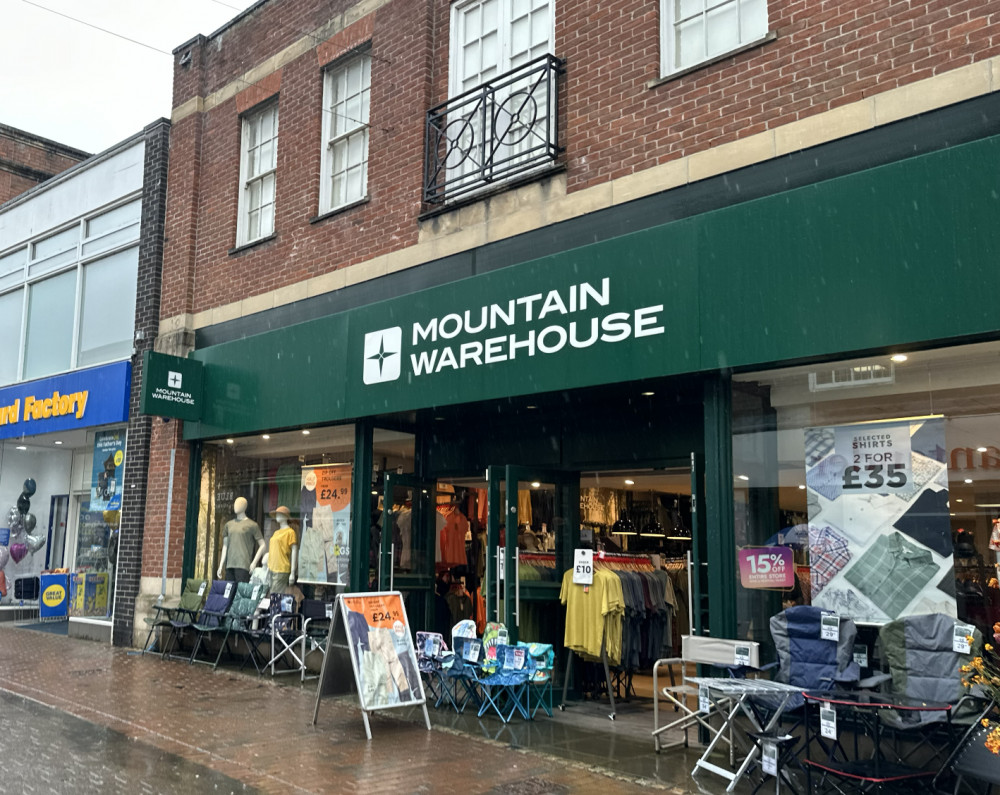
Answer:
[
  {"xmin": 485, "ymin": 466, "xmax": 579, "ymax": 645},
  {"xmin": 379, "ymin": 473, "xmax": 437, "ymax": 631}
]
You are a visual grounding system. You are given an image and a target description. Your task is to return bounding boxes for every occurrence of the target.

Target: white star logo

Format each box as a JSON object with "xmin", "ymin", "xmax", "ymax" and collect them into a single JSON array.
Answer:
[{"xmin": 363, "ymin": 328, "xmax": 402, "ymax": 384}]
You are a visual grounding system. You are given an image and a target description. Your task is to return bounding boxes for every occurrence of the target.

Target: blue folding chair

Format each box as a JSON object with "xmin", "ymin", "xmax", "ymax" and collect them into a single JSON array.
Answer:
[
  {"xmin": 477, "ymin": 644, "xmax": 533, "ymax": 722},
  {"xmin": 416, "ymin": 631, "xmax": 451, "ymax": 708},
  {"xmin": 443, "ymin": 628, "xmax": 483, "ymax": 713},
  {"xmin": 519, "ymin": 641, "xmax": 555, "ymax": 718}
]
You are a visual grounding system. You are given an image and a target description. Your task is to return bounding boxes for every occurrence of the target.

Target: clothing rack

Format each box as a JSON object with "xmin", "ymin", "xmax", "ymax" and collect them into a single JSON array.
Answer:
[{"xmin": 558, "ymin": 636, "xmax": 617, "ymax": 721}]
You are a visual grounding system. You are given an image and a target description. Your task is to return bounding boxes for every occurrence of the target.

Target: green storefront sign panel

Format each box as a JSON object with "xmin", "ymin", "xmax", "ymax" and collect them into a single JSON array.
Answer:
[{"xmin": 184, "ymin": 133, "xmax": 1000, "ymax": 439}]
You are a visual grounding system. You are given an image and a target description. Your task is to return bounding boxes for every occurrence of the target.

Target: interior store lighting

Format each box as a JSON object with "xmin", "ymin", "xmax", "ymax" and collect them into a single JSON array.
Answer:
[
  {"xmin": 641, "ymin": 391, "xmax": 655, "ymax": 396},
  {"xmin": 624, "ymin": 479, "xmax": 635, "ymax": 485},
  {"xmin": 611, "ymin": 513, "xmax": 636, "ymax": 536},
  {"xmin": 54, "ymin": 440, "xmax": 62, "ymax": 445},
  {"xmin": 226, "ymin": 438, "xmax": 234, "ymax": 444},
  {"xmin": 737, "ymin": 474, "xmax": 750, "ymax": 481},
  {"xmin": 15, "ymin": 446, "xmax": 26, "ymax": 451},
  {"xmin": 302, "ymin": 429, "xmax": 311, "ymax": 435},
  {"xmin": 977, "ymin": 446, "xmax": 989, "ymax": 453},
  {"xmin": 890, "ymin": 354, "xmax": 908, "ymax": 362},
  {"xmin": 964, "ymin": 478, "xmax": 973, "ymax": 484},
  {"xmin": 262, "ymin": 434, "xmax": 270, "ymax": 440},
  {"xmin": 530, "ymin": 481, "xmax": 541, "ymax": 488}
]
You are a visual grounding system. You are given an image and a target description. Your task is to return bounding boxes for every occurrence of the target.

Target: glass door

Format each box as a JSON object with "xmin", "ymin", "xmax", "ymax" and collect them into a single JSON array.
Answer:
[
  {"xmin": 380, "ymin": 473, "xmax": 437, "ymax": 632},
  {"xmin": 485, "ymin": 465, "xmax": 578, "ymax": 645}
]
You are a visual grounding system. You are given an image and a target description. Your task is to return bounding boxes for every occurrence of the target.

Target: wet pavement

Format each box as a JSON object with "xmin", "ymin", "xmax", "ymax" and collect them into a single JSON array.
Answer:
[{"xmin": 0, "ymin": 623, "xmax": 759, "ymax": 794}]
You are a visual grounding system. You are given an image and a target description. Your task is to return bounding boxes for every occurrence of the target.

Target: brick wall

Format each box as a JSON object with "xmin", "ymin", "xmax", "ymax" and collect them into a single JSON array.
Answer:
[
  {"xmin": 113, "ymin": 119, "xmax": 170, "ymax": 646},
  {"xmin": 0, "ymin": 124, "xmax": 90, "ymax": 205}
]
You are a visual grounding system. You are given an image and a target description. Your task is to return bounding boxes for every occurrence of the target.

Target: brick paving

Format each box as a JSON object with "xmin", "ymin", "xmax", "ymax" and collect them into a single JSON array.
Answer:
[{"xmin": 0, "ymin": 624, "xmax": 679, "ymax": 794}]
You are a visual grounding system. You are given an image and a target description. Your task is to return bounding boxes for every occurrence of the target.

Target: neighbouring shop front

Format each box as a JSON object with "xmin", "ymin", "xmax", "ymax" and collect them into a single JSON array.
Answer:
[
  {"xmin": 0, "ymin": 362, "xmax": 131, "ymax": 629},
  {"xmin": 146, "ymin": 131, "xmax": 1000, "ymax": 678}
]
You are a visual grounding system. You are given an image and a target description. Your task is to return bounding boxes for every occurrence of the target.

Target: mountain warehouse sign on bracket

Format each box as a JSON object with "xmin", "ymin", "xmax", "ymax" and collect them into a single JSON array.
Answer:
[{"xmin": 362, "ymin": 278, "xmax": 665, "ymax": 385}]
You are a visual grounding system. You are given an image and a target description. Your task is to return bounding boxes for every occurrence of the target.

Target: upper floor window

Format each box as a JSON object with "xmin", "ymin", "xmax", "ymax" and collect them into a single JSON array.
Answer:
[
  {"xmin": 320, "ymin": 54, "xmax": 371, "ymax": 213},
  {"xmin": 661, "ymin": 0, "xmax": 767, "ymax": 76},
  {"xmin": 237, "ymin": 102, "xmax": 279, "ymax": 246}
]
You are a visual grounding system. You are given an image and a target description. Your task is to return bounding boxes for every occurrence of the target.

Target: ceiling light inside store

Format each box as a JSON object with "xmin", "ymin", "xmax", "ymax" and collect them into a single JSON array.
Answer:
[
  {"xmin": 530, "ymin": 482, "xmax": 541, "ymax": 488},
  {"xmin": 226, "ymin": 438, "xmax": 234, "ymax": 444},
  {"xmin": 54, "ymin": 440, "xmax": 62, "ymax": 445},
  {"xmin": 15, "ymin": 446, "xmax": 26, "ymax": 451},
  {"xmin": 964, "ymin": 478, "xmax": 973, "ymax": 484},
  {"xmin": 641, "ymin": 391, "xmax": 655, "ymax": 397},
  {"xmin": 976, "ymin": 503, "xmax": 1000, "ymax": 508},
  {"xmin": 525, "ymin": 405, "xmax": 537, "ymax": 410},
  {"xmin": 262, "ymin": 434, "xmax": 270, "ymax": 440},
  {"xmin": 625, "ymin": 479, "xmax": 635, "ymax": 485},
  {"xmin": 371, "ymin": 490, "xmax": 378, "ymax": 495},
  {"xmin": 890, "ymin": 354, "xmax": 908, "ymax": 362},
  {"xmin": 978, "ymin": 446, "xmax": 988, "ymax": 453},
  {"xmin": 798, "ymin": 484, "xmax": 806, "ymax": 490},
  {"xmin": 737, "ymin": 475, "xmax": 750, "ymax": 481},
  {"xmin": 302, "ymin": 430, "xmax": 310, "ymax": 435},
  {"xmin": 956, "ymin": 499, "xmax": 963, "ymax": 503}
]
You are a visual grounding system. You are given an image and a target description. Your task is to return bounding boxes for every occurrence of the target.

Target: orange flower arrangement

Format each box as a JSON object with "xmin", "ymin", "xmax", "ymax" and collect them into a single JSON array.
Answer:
[{"xmin": 961, "ymin": 623, "xmax": 1000, "ymax": 754}]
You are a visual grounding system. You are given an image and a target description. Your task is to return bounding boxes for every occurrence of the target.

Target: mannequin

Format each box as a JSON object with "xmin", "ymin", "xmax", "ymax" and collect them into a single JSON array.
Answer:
[
  {"xmin": 217, "ymin": 497, "xmax": 265, "ymax": 583},
  {"xmin": 268, "ymin": 505, "xmax": 299, "ymax": 594}
]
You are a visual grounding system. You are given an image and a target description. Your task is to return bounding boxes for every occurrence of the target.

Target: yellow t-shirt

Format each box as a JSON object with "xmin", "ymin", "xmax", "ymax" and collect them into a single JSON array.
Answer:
[
  {"xmin": 559, "ymin": 568, "xmax": 625, "ymax": 664},
  {"xmin": 269, "ymin": 525, "xmax": 297, "ymax": 573}
]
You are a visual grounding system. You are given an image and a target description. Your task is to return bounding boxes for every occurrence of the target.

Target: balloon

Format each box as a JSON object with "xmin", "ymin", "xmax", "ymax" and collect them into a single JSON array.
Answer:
[
  {"xmin": 22, "ymin": 478, "xmax": 36, "ymax": 497},
  {"xmin": 0, "ymin": 547, "xmax": 8, "ymax": 569},
  {"xmin": 22, "ymin": 513, "xmax": 35, "ymax": 533},
  {"xmin": 6, "ymin": 507, "xmax": 18, "ymax": 526},
  {"xmin": 24, "ymin": 534, "xmax": 44, "ymax": 554},
  {"xmin": 8, "ymin": 516, "xmax": 23, "ymax": 537},
  {"xmin": 102, "ymin": 510, "xmax": 120, "ymax": 530},
  {"xmin": 16, "ymin": 494, "xmax": 29, "ymax": 514},
  {"xmin": 9, "ymin": 544, "xmax": 26, "ymax": 564}
]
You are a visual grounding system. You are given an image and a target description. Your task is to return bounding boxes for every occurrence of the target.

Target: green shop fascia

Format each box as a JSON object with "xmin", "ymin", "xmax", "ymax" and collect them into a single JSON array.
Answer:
[{"xmin": 143, "ymin": 132, "xmax": 1000, "ymax": 639}]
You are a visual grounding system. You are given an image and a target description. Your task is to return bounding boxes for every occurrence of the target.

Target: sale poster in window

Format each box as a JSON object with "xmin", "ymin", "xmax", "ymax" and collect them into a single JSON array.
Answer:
[
  {"xmin": 91, "ymin": 429, "xmax": 126, "ymax": 512},
  {"xmin": 298, "ymin": 464, "xmax": 351, "ymax": 585},
  {"xmin": 804, "ymin": 417, "xmax": 956, "ymax": 622}
]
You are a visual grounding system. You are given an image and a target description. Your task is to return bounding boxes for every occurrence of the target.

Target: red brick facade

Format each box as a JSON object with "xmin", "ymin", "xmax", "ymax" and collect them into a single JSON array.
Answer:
[
  {"xmin": 0, "ymin": 124, "xmax": 89, "ymax": 205},
  {"xmin": 147, "ymin": 0, "xmax": 1000, "ymax": 584}
]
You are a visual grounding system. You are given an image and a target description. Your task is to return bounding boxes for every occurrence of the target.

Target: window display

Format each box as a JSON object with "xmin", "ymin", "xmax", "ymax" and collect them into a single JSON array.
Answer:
[{"xmin": 733, "ymin": 341, "xmax": 1000, "ymax": 643}]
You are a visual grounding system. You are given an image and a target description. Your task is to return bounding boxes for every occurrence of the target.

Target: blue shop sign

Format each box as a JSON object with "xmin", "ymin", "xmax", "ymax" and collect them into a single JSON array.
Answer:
[{"xmin": 0, "ymin": 361, "xmax": 131, "ymax": 440}]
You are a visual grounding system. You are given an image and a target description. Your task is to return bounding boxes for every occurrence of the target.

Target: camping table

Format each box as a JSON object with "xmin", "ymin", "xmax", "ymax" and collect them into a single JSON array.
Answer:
[{"xmin": 689, "ymin": 678, "xmax": 805, "ymax": 793}]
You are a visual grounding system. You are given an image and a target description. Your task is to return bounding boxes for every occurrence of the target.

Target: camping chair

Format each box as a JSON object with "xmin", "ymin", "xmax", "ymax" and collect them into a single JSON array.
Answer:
[
  {"xmin": 416, "ymin": 631, "xmax": 451, "ymax": 707},
  {"xmin": 477, "ymin": 643, "xmax": 533, "ymax": 722},
  {"xmin": 768, "ymin": 605, "xmax": 861, "ymax": 712},
  {"xmin": 873, "ymin": 612, "xmax": 984, "ymax": 769},
  {"xmin": 519, "ymin": 641, "xmax": 555, "ymax": 718},
  {"xmin": 183, "ymin": 580, "xmax": 238, "ymax": 664},
  {"xmin": 161, "ymin": 580, "xmax": 234, "ymax": 661},
  {"xmin": 652, "ymin": 635, "xmax": 761, "ymax": 753},
  {"xmin": 236, "ymin": 591, "xmax": 288, "ymax": 676},
  {"xmin": 268, "ymin": 593, "xmax": 305, "ymax": 677},
  {"xmin": 213, "ymin": 582, "xmax": 267, "ymax": 670},
  {"xmin": 142, "ymin": 578, "xmax": 208, "ymax": 656},
  {"xmin": 442, "ymin": 620, "xmax": 482, "ymax": 713},
  {"xmin": 299, "ymin": 599, "xmax": 334, "ymax": 682}
]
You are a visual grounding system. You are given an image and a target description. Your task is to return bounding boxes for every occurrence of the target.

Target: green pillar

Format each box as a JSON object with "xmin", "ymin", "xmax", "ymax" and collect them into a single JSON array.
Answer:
[
  {"xmin": 350, "ymin": 420, "xmax": 374, "ymax": 593},
  {"xmin": 704, "ymin": 374, "xmax": 737, "ymax": 638}
]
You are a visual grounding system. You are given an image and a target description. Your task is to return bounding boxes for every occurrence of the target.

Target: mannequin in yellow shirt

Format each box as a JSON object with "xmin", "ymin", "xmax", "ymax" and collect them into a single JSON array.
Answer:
[{"xmin": 269, "ymin": 505, "xmax": 299, "ymax": 594}]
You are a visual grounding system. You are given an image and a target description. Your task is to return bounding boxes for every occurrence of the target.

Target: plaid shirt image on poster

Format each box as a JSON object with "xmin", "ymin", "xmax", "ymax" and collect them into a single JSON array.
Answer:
[
  {"xmin": 844, "ymin": 531, "xmax": 939, "ymax": 620},
  {"xmin": 809, "ymin": 526, "xmax": 852, "ymax": 596}
]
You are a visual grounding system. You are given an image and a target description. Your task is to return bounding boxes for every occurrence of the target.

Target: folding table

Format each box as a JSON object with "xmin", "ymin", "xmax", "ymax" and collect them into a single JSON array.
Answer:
[{"xmin": 689, "ymin": 677, "xmax": 805, "ymax": 793}]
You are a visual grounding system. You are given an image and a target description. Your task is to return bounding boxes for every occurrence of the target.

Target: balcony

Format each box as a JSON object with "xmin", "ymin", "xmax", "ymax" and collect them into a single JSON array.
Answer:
[{"xmin": 423, "ymin": 54, "xmax": 565, "ymax": 206}]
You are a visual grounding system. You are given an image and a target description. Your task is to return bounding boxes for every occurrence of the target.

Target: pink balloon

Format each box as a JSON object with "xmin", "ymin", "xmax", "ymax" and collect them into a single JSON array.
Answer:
[
  {"xmin": 9, "ymin": 544, "xmax": 27, "ymax": 564},
  {"xmin": 0, "ymin": 546, "xmax": 8, "ymax": 569}
]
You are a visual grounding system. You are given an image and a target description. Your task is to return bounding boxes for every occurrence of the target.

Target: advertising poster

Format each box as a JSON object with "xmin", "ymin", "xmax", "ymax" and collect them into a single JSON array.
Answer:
[
  {"xmin": 298, "ymin": 464, "xmax": 351, "ymax": 585},
  {"xmin": 91, "ymin": 429, "xmax": 126, "ymax": 511},
  {"xmin": 341, "ymin": 592, "xmax": 424, "ymax": 711},
  {"xmin": 804, "ymin": 417, "xmax": 956, "ymax": 623},
  {"xmin": 738, "ymin": 546, "xmax": 795, "ymax": 590}
]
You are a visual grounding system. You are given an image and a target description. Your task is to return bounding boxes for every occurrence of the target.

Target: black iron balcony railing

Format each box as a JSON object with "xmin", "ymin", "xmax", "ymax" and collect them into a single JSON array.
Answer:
[{"xmin": 424, "ymin": 53, "xmax": 566, "ymax": 206}]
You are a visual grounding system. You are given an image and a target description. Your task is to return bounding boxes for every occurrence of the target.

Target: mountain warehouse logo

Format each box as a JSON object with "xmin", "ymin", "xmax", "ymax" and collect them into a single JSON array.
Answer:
[
  {"xmin": 363, "ymin": 327, "xmax": 403, "ymax": 384},
  {"xmin": 362, "ymin": 278, "xmax": 664, "ymax": 384}
]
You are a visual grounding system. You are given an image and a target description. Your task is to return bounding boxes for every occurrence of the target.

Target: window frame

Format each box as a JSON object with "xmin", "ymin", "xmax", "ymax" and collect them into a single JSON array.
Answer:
[
  {"xmin": 236, "ymin": 101, "xmax": 280, "ymax": 247},
  {"xmin": 660, "ymin": 0, "xmax": 769, "ymax": 78},
  {"xmin": 319, "ymin": 52, "xmax": 372, "ymax": 215}
]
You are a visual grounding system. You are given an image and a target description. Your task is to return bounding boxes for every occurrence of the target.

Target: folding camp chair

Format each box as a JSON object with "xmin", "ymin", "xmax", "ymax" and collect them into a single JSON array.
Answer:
[
  {"xmin": 184, "ymin": 581, "xmax": 238, "ymax": 665},
  {"xmin": 161, "ymin": 580, "xmax": 234, "ymax": 661},
  {"xmin": 268, "ymin": 593, "xmax": 305, "ymax": 676},
  {"xmin": 768, "ymin": 605, "xmax": 861, "ymax": 712},
  {"xmin": 873, "ymin": 612, "xmax": 984, "ymax": 769},
  {"xmin": 299, "ymin": 599, "xmax": 334, "ymax": 682},
  {"xmin": 416, "ymin": 631, "xmax": 451, "ymax": 707},
  {"xmin": 652, "ymin": 635, "xmax": 761, "ymax": 753},
  {"xmin": 519, "ymin": 641, "xmax": 555, "ymax": 718},
  {"xmin": 477, "ymin": 644, "xmax": 532, "ymax": 722},
  {"xmin": 141, "ymin": 578, "xmax": 208, "ymax": 656},
  {"xmin": 213, "ymin": 582, "xmax": 267, "ymax": 670},
  {"xmin": 442, "ymin": 620, "xmax": 482, "ymax": 713}
]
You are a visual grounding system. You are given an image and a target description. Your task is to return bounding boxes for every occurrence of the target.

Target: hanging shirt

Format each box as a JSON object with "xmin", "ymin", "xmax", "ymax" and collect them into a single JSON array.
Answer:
[{"xmin": 559, "ymin": 568, "xmax": 624, "ymax": 665}]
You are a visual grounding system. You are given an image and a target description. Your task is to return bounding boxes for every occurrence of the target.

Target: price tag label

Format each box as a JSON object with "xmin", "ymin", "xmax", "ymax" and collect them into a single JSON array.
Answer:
[
  {"xmin": 498, "ymin": 555, "xmax": 504, "ymax": 581},
  {"xmin": 820, "ymin": 613, "xmax": 840, "ymax": 642},
  {"xmin": 463, "ymin": 639, "xmax": 481, "ymax": 663},
  {"xmin": 325, "ymin": 603, "xmax": 334, "ymax": 619},
  {"xmin": 852, "ymin": 644, "xmax": 869, "ymax": 669},
  {"xmin": 734, "ymin": 644, "xmax": 752, "ymax": 667},
  {"xmin": 820, "ymin": 706, "xmax": 837, "ymax": 740},
  {"xmin": 953, "ymin": 622, "xmax": 976, "ymax": 654},
  {"xmin": 573, "ymin": 549, "xmax": 594, "ymax": 585},
  {"xmin": 761, "ymin": 741, "xmax": 778, "ymax": 777},
  {"xmin": 698, "ymin": 683, "xmax": 710, "ymax": 714},
  {"xmin": 197, "ymin": 582, "xmax": 207, "ymax": 596},
  {"xmin": 223, "ymin": 582, "xmax": 233, "ymax": 599}
]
